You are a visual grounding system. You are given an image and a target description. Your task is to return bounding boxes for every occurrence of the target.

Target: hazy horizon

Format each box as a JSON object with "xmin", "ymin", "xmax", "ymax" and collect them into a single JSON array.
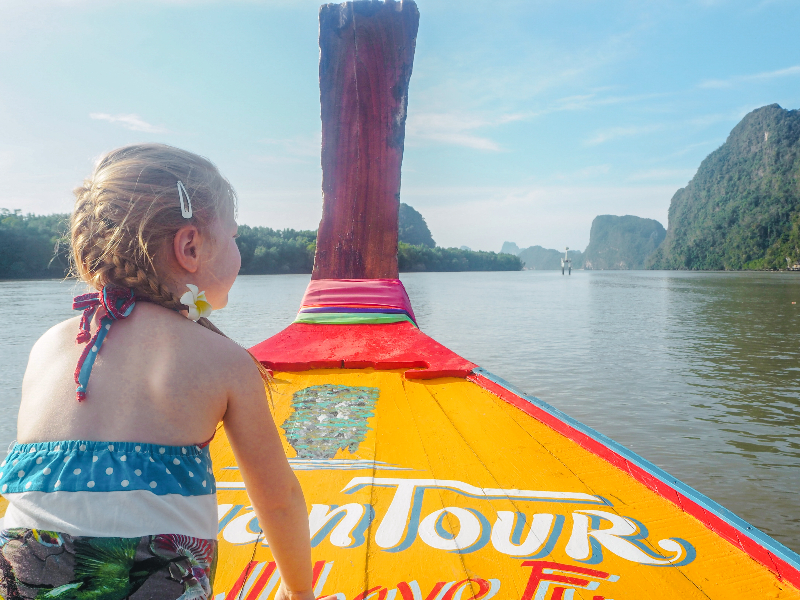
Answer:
[{"xmin": 1, "ymin": 0, "xmax": 798, "ymax": 251}]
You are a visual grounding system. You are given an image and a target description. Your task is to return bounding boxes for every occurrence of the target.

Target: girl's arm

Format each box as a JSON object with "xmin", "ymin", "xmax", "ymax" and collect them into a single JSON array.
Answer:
[{"xmin": 224, "ymin": 354, "xmax": 316, "ymax": 600}]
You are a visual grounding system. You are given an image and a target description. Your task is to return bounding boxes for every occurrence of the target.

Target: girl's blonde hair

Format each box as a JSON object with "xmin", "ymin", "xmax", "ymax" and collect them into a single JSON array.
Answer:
[
  {"xmin": 71, "ymin": 143, "xmax": 236, "ymax": 312},
  {"xmin": 71, "ymin": 144, "xmax": 274, "ymax": 390}
]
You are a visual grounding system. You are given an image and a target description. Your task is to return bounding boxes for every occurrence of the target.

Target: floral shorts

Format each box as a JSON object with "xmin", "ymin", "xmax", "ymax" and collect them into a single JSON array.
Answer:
[{"xmin": 0, "ymin": 529, "xmax": 216, "ymax": 599}]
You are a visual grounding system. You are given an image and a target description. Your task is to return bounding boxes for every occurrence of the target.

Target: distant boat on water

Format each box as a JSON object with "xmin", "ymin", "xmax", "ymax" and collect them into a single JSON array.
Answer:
[{"xmin": 561, "ymin": 247, "xmax": 572, "ymax": 275}]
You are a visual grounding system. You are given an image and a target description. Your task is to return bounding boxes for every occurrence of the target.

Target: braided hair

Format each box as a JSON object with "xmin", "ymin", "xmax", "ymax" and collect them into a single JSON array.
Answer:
[{"xmin": 70, "ymin": 143, "xmax": 272, "ymax": 386}]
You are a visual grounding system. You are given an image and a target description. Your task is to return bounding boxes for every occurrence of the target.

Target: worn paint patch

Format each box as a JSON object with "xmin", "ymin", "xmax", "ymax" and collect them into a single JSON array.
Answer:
[{"xmin": 283, "ymin": 385, "xmax": 379, "ymax": 459}]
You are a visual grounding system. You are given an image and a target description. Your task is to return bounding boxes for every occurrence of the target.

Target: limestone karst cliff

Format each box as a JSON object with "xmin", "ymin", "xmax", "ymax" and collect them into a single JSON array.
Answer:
[{"xmin": 648, "ymin": 104, "xmax": 800, "ymax": 270}]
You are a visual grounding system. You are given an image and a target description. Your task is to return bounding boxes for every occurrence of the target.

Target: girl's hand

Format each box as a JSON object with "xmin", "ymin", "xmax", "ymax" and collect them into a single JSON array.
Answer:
[{"xmin": 274, "ymin": 582, "xmax": 339, "ymax": 600}]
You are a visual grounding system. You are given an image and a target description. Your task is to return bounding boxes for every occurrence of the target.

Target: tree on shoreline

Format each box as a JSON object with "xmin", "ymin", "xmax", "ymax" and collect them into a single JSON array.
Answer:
[
  {"xmin": 0, "ymin": 210, "xmax": 521, "ymax": 278},
  {"xmin": 0, "ymin": 210, "xmax": 71, "ymax": 279},
  {"xmin": 236, "ymin": 225, "xmax": 317, "ymax": 275},
  {"xmin": 398, "ymin": 242, "xmax": 521, "ymax": 272}
]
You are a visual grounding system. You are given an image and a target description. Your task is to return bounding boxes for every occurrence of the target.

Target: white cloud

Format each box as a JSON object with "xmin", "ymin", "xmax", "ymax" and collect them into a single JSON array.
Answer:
[
  {"xmin": 406, "ymin": 111, "xmax": 524, "ymax": 151},
  {"xmin": 404, "ymin": 89, "xmax": 658, "ymax": 152},
  {"xmin": 251, "ymin": 133, "xmax": 321, "ymax": 165},
  {"xmin": 258, "ymin": 134, "xmax": 320, "ymax": 159},
  {"xmin": 688, "ymin": 113, "xmax": 734, "ymax": 127},
  {"xmin": 89, "ymin": 113, "xmax": 167, "ymax": 133},
  {"xmin": 548, "ymin": 91, "xmax": 664, "ymax": 114},
  {"xmin": 584, "ymin": 124, "xmax": 663, "ymax": 146},
  {"xmin": 655, "ymin": 140, "xmax": 718, "ymax": 161},
  {"xmin": 402, "ymin": 23, "xmax": 648, "ymax": 152},
  {"xmin": 699, "ymin": 65, "xmax": 800, "ymax": 89},
  {"xmin": 250, "ymin": 155, "xmax": 310, "ymax": 166}
]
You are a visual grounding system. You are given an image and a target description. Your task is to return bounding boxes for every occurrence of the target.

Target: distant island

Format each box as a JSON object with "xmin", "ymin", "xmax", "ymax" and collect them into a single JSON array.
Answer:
[
  {"xmin": 395, "ymin": 204, "xmax": 521, "ymax": 272},
  {"xmin": 0, "ymin": 203, "xmax": 521, "ymax": 279},
  {"xmin": 501, "ymin": 242, "xmax": 584, "ymax": 271},
  {"xmin": 584, "ymin": 215, "xmax": 665, "ymax": 270},
  {"xmin": 503, "ymin": 215, "xmax": 664, "ymax": 270}
]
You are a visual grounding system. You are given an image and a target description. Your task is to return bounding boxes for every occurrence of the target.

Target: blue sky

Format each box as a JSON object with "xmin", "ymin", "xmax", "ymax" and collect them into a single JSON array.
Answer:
[{"xmin": 1, "ymin": 0, "xmax": 798, "ymax": 251}]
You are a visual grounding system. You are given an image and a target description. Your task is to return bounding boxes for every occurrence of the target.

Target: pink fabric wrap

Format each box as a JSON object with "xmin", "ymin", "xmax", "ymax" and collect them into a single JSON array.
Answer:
[{"xmin": 300, "ymin": 279, "xmax": 416, "ymax": 323}]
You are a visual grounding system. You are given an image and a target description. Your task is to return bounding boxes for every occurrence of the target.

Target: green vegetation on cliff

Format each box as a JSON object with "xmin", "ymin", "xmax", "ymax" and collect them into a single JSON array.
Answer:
[
  {"xmin": 399, "ymin": 203, "xmax": 435, "ymax": 248},
  {"xmin": 584, "ymin": 215, "xmax": 665, "ymax": 270},
  {"xmin": 648, "ymin": 104, "xmax": 800, "ymax": 270}
]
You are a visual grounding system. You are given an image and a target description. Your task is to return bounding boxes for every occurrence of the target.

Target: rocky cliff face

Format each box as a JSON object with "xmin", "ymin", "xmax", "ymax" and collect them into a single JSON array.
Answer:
[
  {"xmin": 648, "ymin": 104, "xmax": 800, "ymax": 270},
  {"xmin": 583, "ymin": 215, "xmax": 665, "ymax": 270},
  {"xmin": 398, "ymin": 203, "xmax": 436, "ymax": 248},
  {"xmin": 500, "ymin": 241, "xmax": 521, "ymax": 255}
]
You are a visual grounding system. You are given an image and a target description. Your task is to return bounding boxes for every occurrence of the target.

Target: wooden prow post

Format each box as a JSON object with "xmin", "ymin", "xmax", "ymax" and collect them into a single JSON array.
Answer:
[{"xmin": 312, "ymin": 0, "xmax": 419, "ymax": 280}]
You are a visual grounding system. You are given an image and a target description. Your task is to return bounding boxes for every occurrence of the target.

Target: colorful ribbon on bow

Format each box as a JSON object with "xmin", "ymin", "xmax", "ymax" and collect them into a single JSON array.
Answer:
[{"xmin": 72, "ymin": 286, "xmax": 136, "ymax": 401}]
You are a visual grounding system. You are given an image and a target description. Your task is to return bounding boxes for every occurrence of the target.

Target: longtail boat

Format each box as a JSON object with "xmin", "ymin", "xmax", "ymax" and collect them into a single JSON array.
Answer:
[
  {"xmin": 3, "ymin": 2, "xmax": 799, "ymax": 598},
  {"xmin": 208, "ymin": 4, "xmax": 800, "ymax": 598}
]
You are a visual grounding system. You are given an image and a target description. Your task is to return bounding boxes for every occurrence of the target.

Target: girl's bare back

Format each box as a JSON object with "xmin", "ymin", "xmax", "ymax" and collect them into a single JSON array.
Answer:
[{"xmin": 16, "ymin": 301, "xmax": 254, "ymax": 446}]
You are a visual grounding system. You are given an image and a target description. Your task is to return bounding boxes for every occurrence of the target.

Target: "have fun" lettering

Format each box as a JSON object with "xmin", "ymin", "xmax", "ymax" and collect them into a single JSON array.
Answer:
[{"xmin": 218, "ymin": 560, "xmax": 622, "ymax": 600}]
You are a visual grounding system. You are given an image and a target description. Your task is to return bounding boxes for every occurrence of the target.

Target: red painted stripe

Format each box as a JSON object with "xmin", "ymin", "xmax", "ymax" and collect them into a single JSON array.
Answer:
[
  {"xmin": 243, "ymin": 562, "xmax": 277, "ymax": 600},
  {"xmin": 468, "ymin": 373, "xmax": 800, "ymax": 590},
  {"xmin": 311, "ymin": 560, "xmax": 327, "ymax": 590},
  {"xmin": 225, "ymin": 561, "xmax": 258, "ymax": 600}
]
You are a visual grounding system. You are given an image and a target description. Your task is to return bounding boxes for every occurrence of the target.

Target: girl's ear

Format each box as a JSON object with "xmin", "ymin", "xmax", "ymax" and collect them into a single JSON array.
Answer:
[{"xmin": 173, "ymin": 224, "xmax": 201, "ymax": 273}]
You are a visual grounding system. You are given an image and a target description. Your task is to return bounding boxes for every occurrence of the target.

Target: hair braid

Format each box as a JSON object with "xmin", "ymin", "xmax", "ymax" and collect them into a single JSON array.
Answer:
[
  {"xmin": 108, "ymin": 254, "xmax": 185, "ymax": 312},
  {"xmin": 69, "ymin": 143, "xmax": 273, "ymax": 390}
]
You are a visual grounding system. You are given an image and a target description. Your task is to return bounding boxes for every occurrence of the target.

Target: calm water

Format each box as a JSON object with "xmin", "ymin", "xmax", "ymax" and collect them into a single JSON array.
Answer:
[{"xmin": 1, "ymin": 271, "xmax": 799, "ymax": 552}]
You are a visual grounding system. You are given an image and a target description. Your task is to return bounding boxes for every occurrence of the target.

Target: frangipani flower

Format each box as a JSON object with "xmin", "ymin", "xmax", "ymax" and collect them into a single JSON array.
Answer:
[{"xmin": 180, "ymin": 284, "xmax": 213, "ymax": 321}]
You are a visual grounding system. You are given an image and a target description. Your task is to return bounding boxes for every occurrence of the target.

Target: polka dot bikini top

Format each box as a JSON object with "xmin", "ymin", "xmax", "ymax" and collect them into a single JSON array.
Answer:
[
  {"xmin": 0, "ymin": 440, "xmax": 218, "ymax": 538},
  {"xmin": 1, "ymin": 441, "xmax": 215, "ymax": 498},
  {"xmin": 0, "ymin": 288, "xmax": 218, "ymax": 539}
]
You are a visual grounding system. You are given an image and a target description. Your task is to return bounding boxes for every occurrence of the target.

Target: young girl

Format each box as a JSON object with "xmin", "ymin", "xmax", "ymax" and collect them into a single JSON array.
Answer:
[{"xmin": 0, "ymin": 144, "xmax": 322, "ymax": 600}]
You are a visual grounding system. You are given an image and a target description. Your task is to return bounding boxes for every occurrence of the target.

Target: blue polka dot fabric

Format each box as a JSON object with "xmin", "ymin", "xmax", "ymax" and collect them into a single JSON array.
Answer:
[{"xmin": 0, "ymin": 440, "xmax": 215, "ymax": 496}]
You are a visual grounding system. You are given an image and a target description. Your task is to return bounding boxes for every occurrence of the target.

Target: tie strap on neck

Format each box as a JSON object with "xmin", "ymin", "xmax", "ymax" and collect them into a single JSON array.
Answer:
[{"xmin": 72, "ymin": 286, "xmax": 136, "ymax": 401}]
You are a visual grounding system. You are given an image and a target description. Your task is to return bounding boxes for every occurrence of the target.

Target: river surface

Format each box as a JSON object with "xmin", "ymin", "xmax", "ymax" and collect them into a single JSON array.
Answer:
[{"xmin": 1, "ymin": 271, "xmax": 798, "ymax": 552}]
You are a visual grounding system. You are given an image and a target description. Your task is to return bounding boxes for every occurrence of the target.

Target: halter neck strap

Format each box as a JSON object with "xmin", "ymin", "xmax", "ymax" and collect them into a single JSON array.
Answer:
[{"xmin": 72, "ymin": 287, "xmax": 136, "ymax": 401}]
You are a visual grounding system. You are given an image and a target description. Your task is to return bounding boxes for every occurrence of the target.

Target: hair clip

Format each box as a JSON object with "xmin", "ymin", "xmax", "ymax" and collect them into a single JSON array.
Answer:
[{"xmin": 177, "ymin": 181, "xmax": 193, "ymax": 219}]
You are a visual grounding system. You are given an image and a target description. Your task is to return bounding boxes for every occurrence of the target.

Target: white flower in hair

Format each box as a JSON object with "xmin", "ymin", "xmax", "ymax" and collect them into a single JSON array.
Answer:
[{"xmin": 180, "ymin": 284, "xmax": 213, "ymax": 321}]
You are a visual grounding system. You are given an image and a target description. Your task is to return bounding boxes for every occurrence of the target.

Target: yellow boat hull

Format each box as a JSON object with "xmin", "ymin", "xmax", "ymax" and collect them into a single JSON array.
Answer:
[{"xmin": 212, "ymin": 366, "xmax": 800, "ymax": 600}]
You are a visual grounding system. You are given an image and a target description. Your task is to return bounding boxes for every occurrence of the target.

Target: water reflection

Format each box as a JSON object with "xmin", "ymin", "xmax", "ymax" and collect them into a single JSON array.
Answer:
[
  {"xmin": 404, "ymin": 271, "xmax": 800, "ymax": 552},
  {"xmin": 1, "ymin": 272, "xmax": 798, "ymax": 551}
]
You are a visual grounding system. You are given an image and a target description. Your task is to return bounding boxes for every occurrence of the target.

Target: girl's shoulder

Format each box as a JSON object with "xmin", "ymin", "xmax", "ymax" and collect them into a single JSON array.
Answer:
[
  {"xmin": 131, "ymin": 302, "xmax": 257, "ymax": 375},
  {"xmin": 29, "ymin": 316, "xmax": 82, "ymax": 357}
]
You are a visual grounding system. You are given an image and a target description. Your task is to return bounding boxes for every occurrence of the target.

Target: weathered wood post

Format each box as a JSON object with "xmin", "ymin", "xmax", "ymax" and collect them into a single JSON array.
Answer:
[{"xmin": 312, "ymin": 0, "xmax": 419, "ymax": 280}]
